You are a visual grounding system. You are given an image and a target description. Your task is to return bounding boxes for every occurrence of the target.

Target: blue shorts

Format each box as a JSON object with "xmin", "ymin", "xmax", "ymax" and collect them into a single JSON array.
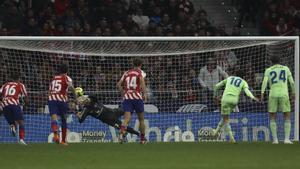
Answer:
[
  {"xmin": 3, "ymin": 105, "xmax": 23, "ymax": 124},
  {"xmin": 48, "ymin": 100, "xmax": 68, "ymax": 117},
  {"xmin": 122, "ymin": 99, "xmax": 144, "ymax": 114}
]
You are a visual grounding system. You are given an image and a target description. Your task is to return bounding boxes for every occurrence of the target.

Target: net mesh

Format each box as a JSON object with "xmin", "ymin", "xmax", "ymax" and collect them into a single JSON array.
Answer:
[{"xmin": 0, "ymin": 38, "xmax": 296, "ymax": 143}]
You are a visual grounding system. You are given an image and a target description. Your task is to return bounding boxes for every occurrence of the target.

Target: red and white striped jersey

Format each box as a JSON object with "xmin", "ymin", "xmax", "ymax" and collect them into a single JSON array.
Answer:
[
  {"xmin": 120, "ymin": 68, "xmax": 146, "ymax": 100},
  {"xmin": 0, "ymin": 81, "xmax": 28, "ymax": 106},
  {"xmin": 48, "ymin": 74, "xmax": 73, "ymax": 102}
]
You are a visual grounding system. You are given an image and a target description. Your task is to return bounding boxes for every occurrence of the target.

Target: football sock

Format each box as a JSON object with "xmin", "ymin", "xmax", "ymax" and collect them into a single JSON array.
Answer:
[
  {"xmin": 19, "ymin": 125, "xmax": 25, "ymax": 140},
  {"xmin": 270, "ymin": 120, "xmax": 278, "ymax": 141},
  {"xmin": 224, "ymin": 123, "xmax": 234, "ymax": 141},
  {"xmin": 140, "ymin": 133, "xmax": 145, "ymax": 141},
  {"xmin": 51, "ymin": 120, "xmax": 58, "ymax": 134},
  {"xmin": 215, "ymin": 119, "xmax": 224, "ymax": 133},
  {"xmin": 120, "ymin": 125, "xmax": 127, "ymax": 134},
  {"xmin": 61, "ymin": 118, "xmax": 67, "ymax": 142},
  {"xmin": 62, "ymin": 127, "xmax": 67, "ymax": 143},
  {"xmin": 284, "ymin": 120, "xmax": 291, "ymax": 140}
]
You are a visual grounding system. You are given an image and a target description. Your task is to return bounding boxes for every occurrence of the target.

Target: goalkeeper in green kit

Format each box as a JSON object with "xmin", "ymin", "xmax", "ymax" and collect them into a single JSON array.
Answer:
[
  {"xmin": 261, "ymin": 55, "xmax": 295, "ymax": 144},
  {"xmin": 212, "ymin": 71, "xmax": 259, "ymax": 143}
]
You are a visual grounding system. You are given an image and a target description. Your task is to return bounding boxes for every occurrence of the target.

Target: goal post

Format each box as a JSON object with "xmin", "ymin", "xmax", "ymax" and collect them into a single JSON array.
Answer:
[{"xmin": 0, "ymin": 36, "xmax": 298, "ymax": 143}]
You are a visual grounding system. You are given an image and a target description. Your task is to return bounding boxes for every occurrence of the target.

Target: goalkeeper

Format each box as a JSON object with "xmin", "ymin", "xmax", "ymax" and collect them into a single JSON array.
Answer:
[
  {"xmin": 69, "ymin": 89, "xmax": 139, "ymax": 137},
  {"xmin": 212, "ymin": 71, "xmax": 259, "ymax": 143}
]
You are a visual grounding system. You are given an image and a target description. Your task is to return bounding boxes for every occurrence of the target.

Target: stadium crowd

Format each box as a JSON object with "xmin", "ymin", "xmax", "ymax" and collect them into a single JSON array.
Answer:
[
  {"xmin": 0, "ymin": 0, "xmax": 296, "ymax": 113},
  {"xmin": 0, "ymin": 0, "xmax": 241, "ymax": 36},
  {"xmin": 233, "ymin": 0, "xmax": 300, "ymax": 36}
]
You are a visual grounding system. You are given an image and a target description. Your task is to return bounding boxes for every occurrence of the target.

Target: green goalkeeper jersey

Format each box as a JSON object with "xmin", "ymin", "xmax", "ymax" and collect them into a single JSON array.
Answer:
[
  {"xmin": 261, "ymin": 64, "xmax": 295, "ymax": 97},
  {"xmin": 214, "ymin": 76, "xmax": 255, "ymax": 100}
]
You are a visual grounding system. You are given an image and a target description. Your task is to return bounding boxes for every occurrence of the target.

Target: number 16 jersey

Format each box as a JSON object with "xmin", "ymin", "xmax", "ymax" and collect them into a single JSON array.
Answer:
[{"xmin": 0, "ymin": 82, "xmax": 27, "ymax": 106}]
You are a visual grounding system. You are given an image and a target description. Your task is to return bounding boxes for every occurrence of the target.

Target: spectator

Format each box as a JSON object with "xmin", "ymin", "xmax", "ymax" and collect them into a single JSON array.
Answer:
[
  {"xmin": 54, "ymin": 23, "xmax": 65, "ymax": 35},
  {"xmin": 112, "ymin": 20, "xmax": 123, "ymax": 35},
  {"xmin": 94, "ymin": 27, "xmax": 102, "ymax": 36},
  {"xmin": 165, "ymin": 0, "xmax": 179, "ymax": 21},
  {"xmin": 21, "ymin": 17, "xmax": 41, "ymax": 35},
  {"xmin": 149, "ymin": 6, "xmax": 162, "ymax": 25},
  {"xmin": 271, "ymin": 17, "xmax": 293, "ymax": 35},
  {"xmin": 132, "ymin": 8, "xmax": 149, "ymax": 29},
  {"xmin": 231, "ymin": 25, "xmax": 241, "ymax": 36},
  {"xmin": 94, "ymin": 66, "xmax": 106, "ymax": 90},
  {"xmin": 42, "ymin": 22, "xmax": 55, "ymax": 35},
  {"xmin": 81, "ymin": 22, "xmax": 92, "ymax": 36},
  {"xmin": 124, "ymin": 15, "xmax": 139, "ymax": 33},
  {"xmin": 73, "ymin": 22, "xmax": 82, "ymax": 35},
  {"xmin": 65, "ymin": 26, "xmax": 74, "ymax": 36},
  {"xmin": 54, "ymin": 0, "xmax": 70, "ymax": 17},
  {"xmin": 216, "ymin": 24, "xmax": 228, "ymax": 36},
  {"xmin": 102, "ymin": 27, "xmax": 111, "ymax": 36},
  {"xmin": 173, "ymin": 24, "xmax": 182, "ymax": 36},
  {"xmin": 178, "ymin": 0, "xmax": 194, "ymax": 16},
  {"xmin": 189, "ymin": 69, "xmax": 199, "ymax": 89},
  {"xmin": 198, "ymin": 57, "xmax": 228, "ymax": 104},
  {"xmin": 0, "ymin": 28, "xmax": 8, "ymax": 36},
  {"xmin": 160, "ymin": 13, "xmax": 173, "ymax": 33}
]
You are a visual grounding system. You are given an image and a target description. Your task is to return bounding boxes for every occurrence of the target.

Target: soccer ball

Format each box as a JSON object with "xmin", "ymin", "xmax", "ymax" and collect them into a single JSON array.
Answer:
[{"xmin": 75, "ymin": 87, "xmax": 84, "ymax": 96}]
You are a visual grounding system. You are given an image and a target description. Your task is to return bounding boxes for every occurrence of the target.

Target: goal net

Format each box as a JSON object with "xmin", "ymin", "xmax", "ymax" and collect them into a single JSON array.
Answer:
[{"xmin": 0, "ymin": 37, "xmax": 298, "ymax": 143}]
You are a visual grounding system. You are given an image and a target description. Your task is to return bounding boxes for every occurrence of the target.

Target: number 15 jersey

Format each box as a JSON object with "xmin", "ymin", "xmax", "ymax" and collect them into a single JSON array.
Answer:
[
  {"xmin": 120, "ymin": 69, "xmax": 146, "ymax": 100},
  {"xmin": 48, "ymin": 74, "xmax": 73, "ymax": 102},
  {"xmin": 261, "ymin": 64, "xmax": 295, "ymax": 98}
]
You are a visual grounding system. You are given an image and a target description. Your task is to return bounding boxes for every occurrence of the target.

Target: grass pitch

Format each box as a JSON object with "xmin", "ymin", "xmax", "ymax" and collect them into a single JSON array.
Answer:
[{"xmin": 0, "ymin": 142, "xmax": 299, "ymax": 169}]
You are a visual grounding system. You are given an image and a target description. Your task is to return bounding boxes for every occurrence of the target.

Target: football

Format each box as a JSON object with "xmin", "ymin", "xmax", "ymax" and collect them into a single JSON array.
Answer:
[{"xmin": 75, "ymin": 87, "xmax": 84, "ymax": 96}]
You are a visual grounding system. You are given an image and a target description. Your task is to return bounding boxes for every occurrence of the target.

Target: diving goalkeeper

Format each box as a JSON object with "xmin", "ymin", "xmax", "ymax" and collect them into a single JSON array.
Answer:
[{"xmin": 69, "ymin": 91, "xmax": 139, "ymax": 136}]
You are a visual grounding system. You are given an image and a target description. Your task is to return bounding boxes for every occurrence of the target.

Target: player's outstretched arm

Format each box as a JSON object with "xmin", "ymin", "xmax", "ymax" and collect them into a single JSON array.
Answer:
[
  {"xmin": 117, "ymin": 79, "xmax": 125, "ymax": 97},
  {"xmin": 243, "ymin": 82, "xmax": 259, "ymax": 102},
  {"xmin": 20, "ymin": 83, "xmax": 29, "ymax": 107},
  {"xmin": 77, "ymin": 108, "xmax": 89, "ymax": 123},
  {"xmin": 213, "ymin": 79, "xmax": 227, "ymax": 97},
  {"xmin": 260, "ymin": 70, "xmax": 269, "ymax": 101},
  {"xmin": 140, "ymin": 76, "xmax": 147, "ymax": 102},
  {"xmin": 287, "ymin": 68, "xmax": 295, "ymax": 101},
  {"xmin": 69, "ymin": 85, "xmax": 78, "ymax": 100}
]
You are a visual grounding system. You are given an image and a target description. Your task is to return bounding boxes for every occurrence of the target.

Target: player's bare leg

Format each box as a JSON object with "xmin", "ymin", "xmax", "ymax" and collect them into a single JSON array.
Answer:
[
  {"xmin": 269, "ymin": 113, "xmax": 278, "ymax": 144},
  {"xmin": 51, "ymin": 114, "xmax": 60, "ymax": 144},
  {"xmin": 283, "ymin": 112, "xmax": 292, "ymax": 144},
  {"xmin": 212, "ymin": 118, "xmax": 223, "ymax": 137},
  {"xmin": 137, "ymin": 112, "xmax": 146, "ymax": 144},
  {"xmin": 119, "ymin": 112, "xmax": 131, "ymax": 143},
  {"xmin": 17, "ymin": 120, "xmax": 27, "ymax": 145},
  {"xmin": 222, "ymin": 115, "xmax": 235, "ymax": 143},
  {"xmin": 10, "ymin": 122, "xmax": 16, "ymax": 137}
]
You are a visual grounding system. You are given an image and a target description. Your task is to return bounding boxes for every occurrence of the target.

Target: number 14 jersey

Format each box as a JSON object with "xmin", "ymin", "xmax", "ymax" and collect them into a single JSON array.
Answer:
[{"xmin": 120, "ymin": 68, "xmax": 146, "ymax": 100}]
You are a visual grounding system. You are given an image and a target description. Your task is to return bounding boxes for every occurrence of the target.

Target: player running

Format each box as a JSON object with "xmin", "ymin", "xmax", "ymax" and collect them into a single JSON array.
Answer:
[
  {"xmin": 212, "ymin": 71, "xmax": 259, "ymax": 143},
  {"xmin": 117, "ymin": 58, "xmax": 147, "ymax": 144},
  {"xmin": 0, "ymin": 73, "xmax": 29, "ymax": 145},
  {"xmin": 69, "ymin": 94, "xmax": 140, "ymax": 137},
  {"xmin": 261, "ymin": 55, "xmax": 295, "ymax": 144},
  {"xmin": 48, "ymin": 64, "xmax": 77, "ymax": 145}
]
